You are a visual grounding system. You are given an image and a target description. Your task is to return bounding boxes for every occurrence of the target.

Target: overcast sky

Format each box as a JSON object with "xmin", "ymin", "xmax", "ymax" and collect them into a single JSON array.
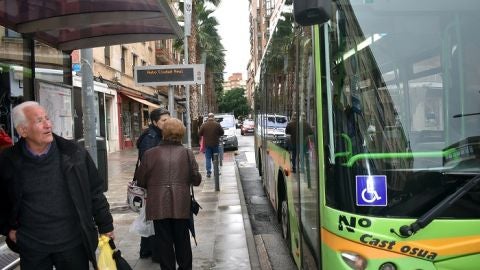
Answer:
[{"xmin": 212, "ymin": 0, "xmax": 250, "ymax": 80}]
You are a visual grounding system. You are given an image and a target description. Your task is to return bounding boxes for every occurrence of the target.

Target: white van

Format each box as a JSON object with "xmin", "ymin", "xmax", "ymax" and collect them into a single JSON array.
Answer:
[{"xmin": 213, "ymin": 113, "xmax": 238, "ymax": 150}]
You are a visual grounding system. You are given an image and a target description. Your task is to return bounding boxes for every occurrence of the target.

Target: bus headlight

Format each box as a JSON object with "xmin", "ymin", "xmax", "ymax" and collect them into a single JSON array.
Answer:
[
  {"xmin": 341, "ymin": 251, "xmax": 367, "ymax": 270},
  {"xmin": 379, "ymin": 262, "xmax": 397, "ymax": 270}
]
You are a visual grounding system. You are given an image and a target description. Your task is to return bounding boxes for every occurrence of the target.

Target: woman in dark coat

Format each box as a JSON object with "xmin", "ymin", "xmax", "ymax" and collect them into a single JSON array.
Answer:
[
  {"xmin": 135, "ymin": 118, "xmax": 202, "ymax": 270},
  {"xmin": 136, "ymin": 107, "xmax": 170, "ymax": 260}
]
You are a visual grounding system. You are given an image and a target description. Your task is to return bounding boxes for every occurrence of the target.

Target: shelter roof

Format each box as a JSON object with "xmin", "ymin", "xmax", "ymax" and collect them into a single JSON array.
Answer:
[{"xmin": 0, "ymin": 0, "xmax": 183, "ymax": 51}]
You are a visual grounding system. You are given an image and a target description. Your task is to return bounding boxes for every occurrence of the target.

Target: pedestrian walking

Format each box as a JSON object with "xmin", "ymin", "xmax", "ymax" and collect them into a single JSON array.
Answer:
[
  {"xmin": 136, "ymin": 107, "xmax": 170, "ymax": 261},
  {"xmin": 0, "ymin": 101, "xmax": 114, "ymax": 270},
  {"xmin": 198, "ymin": 113, "xmax": 224, "ymax": 177},
  {"xmin": 135, "ymin": 118, "xmax": 202, "ymax": 270}
]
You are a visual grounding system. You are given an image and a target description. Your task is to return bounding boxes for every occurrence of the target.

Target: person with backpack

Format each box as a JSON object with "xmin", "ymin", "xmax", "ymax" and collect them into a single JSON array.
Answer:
[{"xmin": 136, "ymin": 108, "xmax": 170, "ymax": 262}]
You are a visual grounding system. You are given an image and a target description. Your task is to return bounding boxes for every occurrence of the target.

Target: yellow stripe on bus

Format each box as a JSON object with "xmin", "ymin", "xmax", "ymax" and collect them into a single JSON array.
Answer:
[
  {"xmin": 322, "ymin": 228, "xmax": 480, "ymax": 259},
  {"xmin": 321, "ymin": 228, "xmax": 404, "ymax": 259},
  {"xmin": 403, "ymin": 236, "xmax": 480, "ymax": 255}
]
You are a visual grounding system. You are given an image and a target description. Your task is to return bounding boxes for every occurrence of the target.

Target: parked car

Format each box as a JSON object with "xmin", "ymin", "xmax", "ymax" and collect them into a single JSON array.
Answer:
[
  {"xmin": 240, "ymin": 119, "xmax": 254, "ymax": 135},
  {"xmin": 214, "ymin": 113, "xmax": 238, "ymax": 150}
]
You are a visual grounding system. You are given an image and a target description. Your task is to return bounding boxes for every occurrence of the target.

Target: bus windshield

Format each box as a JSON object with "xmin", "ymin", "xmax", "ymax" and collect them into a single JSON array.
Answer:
[{"xmin": 326, "ymin": 0, "xmax": 480, "ymax": 218}]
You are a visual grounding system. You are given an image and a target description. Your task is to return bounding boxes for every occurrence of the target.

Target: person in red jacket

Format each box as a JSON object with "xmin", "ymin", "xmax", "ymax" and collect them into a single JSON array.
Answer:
[{"xmin": 0, "ymin": 126, "xmax": 12, "ymax": 152}]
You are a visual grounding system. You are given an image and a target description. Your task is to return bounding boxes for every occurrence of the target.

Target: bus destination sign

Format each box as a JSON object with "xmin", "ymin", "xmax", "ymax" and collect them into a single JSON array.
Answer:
[{"xmin": 135, "ymin": 64, "xmax": 205, "ymax": 86}]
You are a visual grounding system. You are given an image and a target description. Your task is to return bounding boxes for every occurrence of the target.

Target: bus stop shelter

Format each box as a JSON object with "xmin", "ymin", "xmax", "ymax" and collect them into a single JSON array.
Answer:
[
  {"xmin": 0, "ymin": 2, "xmax": 182, "ymax": 268},
  {"xmin": 0, "ymin": 0, "xmax": 183, "ymax": 50}
]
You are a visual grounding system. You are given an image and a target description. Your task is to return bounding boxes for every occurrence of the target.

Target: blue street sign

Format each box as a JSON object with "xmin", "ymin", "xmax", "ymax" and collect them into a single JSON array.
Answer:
[
  {"xmin": 356, "ymin": 175, "xmax": 387, "ymax": 206},
  {"xmin": 72, "ymin": 63, "xmax": 81, "ymax": 72}
]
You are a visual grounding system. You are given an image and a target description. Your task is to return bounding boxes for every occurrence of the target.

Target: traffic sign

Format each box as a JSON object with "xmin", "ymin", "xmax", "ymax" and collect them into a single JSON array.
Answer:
[{"xmin": 134, "ymin": 64, "xmax": 205, "ymax": 86}]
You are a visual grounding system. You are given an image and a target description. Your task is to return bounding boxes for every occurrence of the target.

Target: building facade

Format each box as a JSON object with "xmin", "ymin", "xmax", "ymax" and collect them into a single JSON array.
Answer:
[
  {"xmin": 247, "ymin": 0, "xmax": 283, "ymax": 109},
  {"xmin": 223, "ymin": 73, "xmax": 247, "ymax": 91}
]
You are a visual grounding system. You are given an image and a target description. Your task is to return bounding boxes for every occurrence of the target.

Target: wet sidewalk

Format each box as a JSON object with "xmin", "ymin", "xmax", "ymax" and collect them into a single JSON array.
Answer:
[{"xmin": 105, "ymin": 148, "xmax": 256, "ymax": 269}]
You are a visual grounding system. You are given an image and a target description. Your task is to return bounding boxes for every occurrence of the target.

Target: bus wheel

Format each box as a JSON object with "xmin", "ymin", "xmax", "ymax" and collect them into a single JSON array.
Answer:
[
  {"xmin": 281, "ymin": 198, "xmax": 290, "ymax": 243},
  {"xmin": 257, "ymin": 150, "xmax": 263, "ymax": 176}
]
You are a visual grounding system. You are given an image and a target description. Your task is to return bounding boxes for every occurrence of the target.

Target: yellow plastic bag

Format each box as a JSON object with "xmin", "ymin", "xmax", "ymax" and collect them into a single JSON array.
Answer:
[{"xmin": 97, "ymin": 235, "xmax": 117, "ymax": 270}]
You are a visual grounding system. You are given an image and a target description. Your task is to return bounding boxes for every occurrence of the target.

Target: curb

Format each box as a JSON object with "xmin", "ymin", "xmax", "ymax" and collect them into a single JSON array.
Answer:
[{"xmin": 234, "ymin": 158, "xmax": 263, "ymax": 270}]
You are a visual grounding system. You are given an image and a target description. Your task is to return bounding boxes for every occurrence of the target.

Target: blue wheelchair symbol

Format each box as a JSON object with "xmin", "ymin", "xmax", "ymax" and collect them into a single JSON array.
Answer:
[{"xmin": 356, "ymin": 175, "xmax": 387, "ymax": 206}]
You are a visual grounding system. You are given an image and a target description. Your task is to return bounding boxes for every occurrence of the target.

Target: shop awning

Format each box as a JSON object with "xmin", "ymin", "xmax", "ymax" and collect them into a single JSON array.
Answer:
[
  {"xmin": 0, "ymin": 0, "xmax": 183, "ymax": 51},
  {"xmin": 123, "ymin": 93, "xmax": 160, "ymax": 109}
]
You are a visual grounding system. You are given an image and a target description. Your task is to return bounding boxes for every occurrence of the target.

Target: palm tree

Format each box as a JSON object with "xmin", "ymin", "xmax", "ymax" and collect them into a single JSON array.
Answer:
[
  {"xmin": 176, "ymin": 0, "xmax": 224, "ymax": 146},
  {"xmin": 196, "ymin": 1, "xmax": 226, "ymax": 113}
]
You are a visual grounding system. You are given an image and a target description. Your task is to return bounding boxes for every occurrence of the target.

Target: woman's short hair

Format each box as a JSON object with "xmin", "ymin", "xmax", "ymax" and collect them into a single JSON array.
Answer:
[{"xmin": 162, "ymin": 118, "xmax": 186, "ymax": 143}]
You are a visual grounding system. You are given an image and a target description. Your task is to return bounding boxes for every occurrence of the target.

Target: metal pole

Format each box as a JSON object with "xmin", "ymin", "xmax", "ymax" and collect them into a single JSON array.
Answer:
[
  {"xmin": 213, "ymin": 153, "xmax": 220, "ymax": 191},
  {"xmin": 168, "ymin": 85, "xmax": 175, "ymax": 117},
  {"xmin": 184, "ymin": 39, "xmax": 191, "ymax": 149},
  {"xmin": 184, "ymin": 0, "xmax": 192, "ymax": 149},
  {"xmin": 81, "ymin": 48, "xmax": 98, "ymax": 166},
  {"xmin": 200, "ymin": 84, "xmax": 204, "ymax": 116},
  {"xmin": 219, "ymin": 139, "xmax": 223, "ymax": 166}
]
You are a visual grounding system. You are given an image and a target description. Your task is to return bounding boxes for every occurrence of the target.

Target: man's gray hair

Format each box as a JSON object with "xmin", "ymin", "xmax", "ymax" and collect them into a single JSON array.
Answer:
[
  {"xmin": 208, "ymin": 112, "xmax": 214, "ymax": 118},
  {"xmin": 12, "ymin": 101, "xmax": 41, "ymax": 129}
]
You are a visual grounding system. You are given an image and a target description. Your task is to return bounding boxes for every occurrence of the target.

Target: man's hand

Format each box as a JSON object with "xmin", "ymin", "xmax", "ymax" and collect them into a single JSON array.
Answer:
[
  {"xmin": 8, "ymin": 230, "xmax": 17, "ymax": 243},
  {"xmin": 102, "ymin": 231, "xmax": 115, "ymax": 240}
]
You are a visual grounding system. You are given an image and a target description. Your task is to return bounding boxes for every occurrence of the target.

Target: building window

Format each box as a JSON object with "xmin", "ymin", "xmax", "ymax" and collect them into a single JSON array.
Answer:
[
  {"xmin": 104, "ymin": 46, "xmax": 110, "ymax": 66},
  {"xmin": 265, "ymin": 0, "xmax": 272, "ymax": 17},
  {"xmin": 142, "ymin": 60, "xmax": 146, "ymax": 66},
  {"xmin": 132, "ymin": 54, "xmax": 138, "ymax": 76},
  {"xmin": 5, "ymin": 29, "xmax": 21, "ymax": 38},
  {"xmin": 121, "ymin": 47, "xmax": 127, "ymax": 73}
]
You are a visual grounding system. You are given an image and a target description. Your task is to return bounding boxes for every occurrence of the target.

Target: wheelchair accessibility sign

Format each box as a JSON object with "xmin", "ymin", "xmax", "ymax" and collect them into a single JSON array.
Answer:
[{"xmin": 356, "ymin": 175, "xmax": 387, "ymax": 206}]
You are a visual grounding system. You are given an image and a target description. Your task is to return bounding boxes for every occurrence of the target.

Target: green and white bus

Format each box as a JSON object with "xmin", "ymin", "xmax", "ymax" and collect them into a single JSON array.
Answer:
[{"xmin": 254, "ymin": 0, "xmax": 480, "ymax": 269}]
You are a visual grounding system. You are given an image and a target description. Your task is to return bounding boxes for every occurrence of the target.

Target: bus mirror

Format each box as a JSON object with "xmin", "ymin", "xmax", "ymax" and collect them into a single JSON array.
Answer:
[{"xmin": 293, "ymin": 0, "xmax": 332, "ymax": 26}]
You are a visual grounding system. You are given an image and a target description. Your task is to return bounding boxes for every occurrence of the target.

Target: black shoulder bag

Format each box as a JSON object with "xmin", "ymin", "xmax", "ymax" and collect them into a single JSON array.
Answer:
[{"xmin": 186, "ymin": 149, "xmax": 201, "ymax": 215}]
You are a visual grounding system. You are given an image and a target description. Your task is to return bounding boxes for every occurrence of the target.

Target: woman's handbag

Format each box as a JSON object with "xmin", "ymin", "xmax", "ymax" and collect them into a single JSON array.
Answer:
[
  {"xmin": 186, "ymin": 149, "xmax": 202, "ymax": 215},
  {"xmin": 191, "ymin": 185, "xmax": 201, "ymax": 215},
  {"xmin": 127, "ymin": 158, "xmax": 146, "ymax": 212}
]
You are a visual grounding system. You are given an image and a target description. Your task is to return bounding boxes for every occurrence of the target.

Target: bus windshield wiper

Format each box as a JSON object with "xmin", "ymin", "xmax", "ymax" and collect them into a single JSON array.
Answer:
[
  {"xmin": 453, "ymin": 112, "xmax": 480, "ymax": 118},
  {"xmin": 393, "ymin": 174, "xmax": 480, "ymax": 238}
]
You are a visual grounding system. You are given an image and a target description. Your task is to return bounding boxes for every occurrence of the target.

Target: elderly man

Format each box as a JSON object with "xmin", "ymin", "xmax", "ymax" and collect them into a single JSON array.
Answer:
[
  {"xmin": 198, "ymin": 113, "xmax": 224, "ymax": 177},
  {"xmin": 0, "ymin": 101, "xmax": 114, "ymax": 270}
]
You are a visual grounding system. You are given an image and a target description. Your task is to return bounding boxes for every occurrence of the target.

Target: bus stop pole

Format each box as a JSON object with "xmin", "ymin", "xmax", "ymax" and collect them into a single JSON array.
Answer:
[
  {"xmin": 81, "ymin": 48, "xmax": 97, "ymax": 166},
  {"xmin": 213, "ymin": 153, "xmax": 220, "ymax": 191},
  {"xmin": 184, "ymin": 0, "xmax": 192, "ymax": 149},
  {"xmin": 168, "ymin": 85, "xmax": 175, "ymax": 117}
]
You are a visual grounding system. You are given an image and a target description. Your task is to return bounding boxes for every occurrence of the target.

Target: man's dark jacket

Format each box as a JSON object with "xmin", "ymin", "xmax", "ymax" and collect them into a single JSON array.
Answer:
[
  {"xmin": 137, "ymin": 124, "xmax": 162, "ymax": 160},
  {"xmin": 0, "ymin": 134, "xmax": 113, "ymax": 269},
  {"xmin": 199, "ymin": 119, "xmax": 224, "ymax": 147}
]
